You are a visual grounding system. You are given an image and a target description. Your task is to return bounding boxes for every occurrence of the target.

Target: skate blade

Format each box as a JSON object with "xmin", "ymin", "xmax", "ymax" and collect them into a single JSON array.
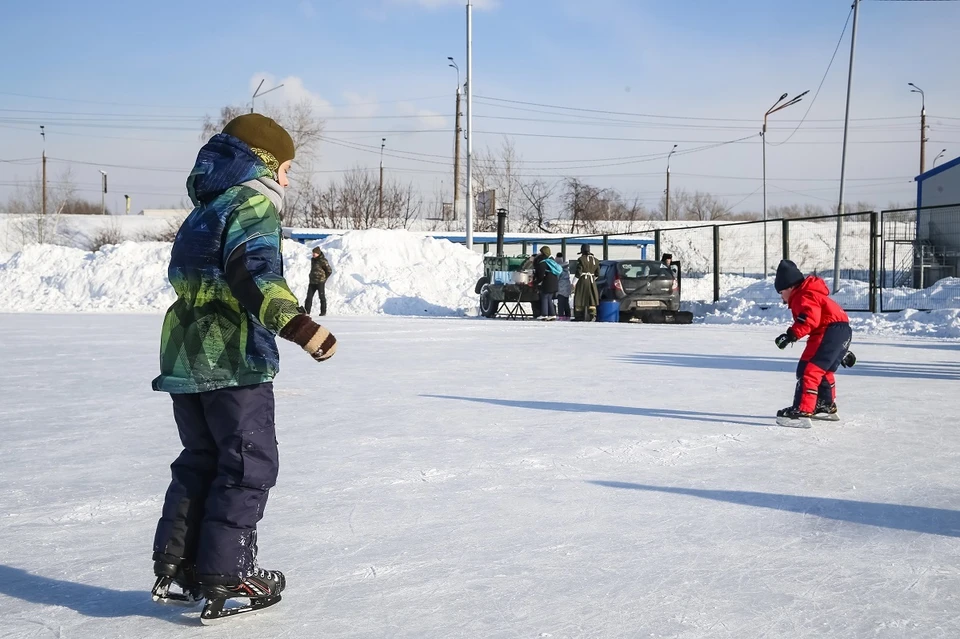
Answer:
[
  {"xmin": 811, "ymin": 413, "xmax": 840, "ymax": 422},
  {"xmin": 775, "ymin": 416, "xmax": 813, "ymax": 429},
  {"xmin": 199, "ymin": 594, "xmax": 282, "ymax": 625},
  {"xmin": 152, "ymin": 592, "xmax": 203, "ymax": 607}
]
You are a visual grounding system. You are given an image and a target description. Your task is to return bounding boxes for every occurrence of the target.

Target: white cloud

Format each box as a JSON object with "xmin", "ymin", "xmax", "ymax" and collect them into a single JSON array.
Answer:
[
  {"xmin": 299, "ymin": 1, "xmax": 316, "ymax": 18},
  {"xmin": 248, "ymin": 73, "xmax": 334, "ymax": 117},
  {"xmin": 397, "ymin": 102, "xmax": 448, "ymax": 130},
  {"xmin": 386, "ymin": 0, "xmax": 499, "ymax": 11},
  {"xmin": 340, "ymin": 91, "xmax": 381, "ymax": 119}
]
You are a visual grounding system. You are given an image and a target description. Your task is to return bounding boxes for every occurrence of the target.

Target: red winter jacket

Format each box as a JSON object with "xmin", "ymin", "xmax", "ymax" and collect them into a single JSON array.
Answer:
[{"xmin": 787, "ymin": 275, "xmax": 849, "ymax": 359}]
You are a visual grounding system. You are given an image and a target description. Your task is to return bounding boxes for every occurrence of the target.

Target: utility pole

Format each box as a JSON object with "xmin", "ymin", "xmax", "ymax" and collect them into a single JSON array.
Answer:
[
  {"xmin": 665, "ymin": 144, "xmax": 677, "ymax": 222},
  {"xmin": 379, "ymin": 138, "xmax": 386, "ymax": 219},
  {"xmin": 40, "ymin": 126, "xmax": 47, "ymax": 217},
  {"xmin": 124, "ymin": 194, "xmax": 131, "ymax": 215},
  {"xmin": 448, "ymin": 57, "xmax": 462, "ymax": 221},
  {"xmin": 464, "ymin": 0, "xmax": 474, "ymax": 249},
  {"xmin": 909, "ymin": 83, "xmax": 928, "ymax": 174},
  {"xmin": 99, "ymin": 170, "xmax": 107, "ymax": 215},
  {"xmin": 834, "ymin": 0, "xmax": 860, "ymax": 294}
]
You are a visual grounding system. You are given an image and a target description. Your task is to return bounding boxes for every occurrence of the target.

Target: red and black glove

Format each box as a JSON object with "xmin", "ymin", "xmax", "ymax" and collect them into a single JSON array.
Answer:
[{"xmin": 280, "ymin": 315, "xmax": 337, "ymax": 362}]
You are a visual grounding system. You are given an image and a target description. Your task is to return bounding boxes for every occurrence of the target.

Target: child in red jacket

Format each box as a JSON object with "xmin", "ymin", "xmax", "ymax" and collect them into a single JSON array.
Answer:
[{"xmin": 773, "ymin": 260, "xmax": 856, "ymax": 428}]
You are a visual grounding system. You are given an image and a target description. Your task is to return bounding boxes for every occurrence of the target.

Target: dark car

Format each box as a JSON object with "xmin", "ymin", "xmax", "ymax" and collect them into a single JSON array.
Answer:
[{"xmin": 596, "ymin": 259, "xmax": 683, "ymax": 322}]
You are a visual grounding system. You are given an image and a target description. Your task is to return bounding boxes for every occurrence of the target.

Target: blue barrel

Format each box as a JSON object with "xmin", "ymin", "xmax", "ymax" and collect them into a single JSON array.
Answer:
[{"xmin": 598, "ymin": 300, "xmax": 620, "ymax": 322}]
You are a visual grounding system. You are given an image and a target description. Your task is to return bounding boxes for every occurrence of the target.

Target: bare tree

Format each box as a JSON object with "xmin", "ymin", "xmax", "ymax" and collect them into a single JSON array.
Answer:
[
  {"xmin": 3, "ymin": 168, "xmax": 77, "ymax": 248},
  {"xmin": 518, "ymin": 178, "xmax": 557, "ymax": 232},
  {"xmin": 683, "ymin": 191, "xmax": 730, "ymax": 221},
  {"xmin": 301, "ymin": 168, "xmax": 423, "ymax": 230},
  {"xmin": 470, "ymin": 137, "xmax": 524, "ymax": 231}
]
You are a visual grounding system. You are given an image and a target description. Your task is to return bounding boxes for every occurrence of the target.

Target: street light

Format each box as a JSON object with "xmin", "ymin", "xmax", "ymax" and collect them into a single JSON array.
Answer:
[
  {"xmin": 99, "ymin": 170, "xmax": 108, "ymax": 215},
  {"xmin": 665, "ymin": 144, "xmax": 678, "ymax": 222},
  {"xmin": 251, "ymin": 78, "xmax": 284, "ymax": 114},
  {"xmin": 933, "ymin": 148, "xmax": 947, "ymax": 168},
  {"xmin": 762, "ymin": 90, "xmax": 808, "ymax": 278},
  {"xmin": 908, "ymin": 83, "xmax": 928, "ymax": 174},
  {"xmin": 379, "ymin": 138, "xmax": 386, "ymax": 219}
]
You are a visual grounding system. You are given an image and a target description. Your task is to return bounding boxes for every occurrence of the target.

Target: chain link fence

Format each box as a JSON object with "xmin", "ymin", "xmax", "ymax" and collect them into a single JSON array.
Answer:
[{"xmin": 881, "ymin": 204, "xmax": 960, "ymax": 311}]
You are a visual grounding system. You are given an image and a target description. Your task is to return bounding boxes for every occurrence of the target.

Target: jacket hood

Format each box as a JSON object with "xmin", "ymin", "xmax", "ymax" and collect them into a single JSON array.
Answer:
[
  {"xmin": 797, "ymin": 275, "xmax": 830, "ymax": 298},
  {"xmin": 187, "ymin": 133, "xmax": 276, "ymax": 205}
]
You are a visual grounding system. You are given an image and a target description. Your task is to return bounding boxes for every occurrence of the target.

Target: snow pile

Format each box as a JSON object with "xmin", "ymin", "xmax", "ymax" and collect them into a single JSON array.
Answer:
[
  {"xmin": 684, "ymin": 276, "xmax": 960, "ymax": 338},
  {"xmin": 0, "ymin": 230, "xmax": 484, "ymax": 316}
]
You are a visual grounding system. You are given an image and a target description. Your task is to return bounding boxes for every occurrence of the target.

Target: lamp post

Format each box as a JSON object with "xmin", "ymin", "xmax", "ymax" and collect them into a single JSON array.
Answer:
[
  {"xmin": 448, "ymin": 57, "xmax": 462, "ymax": 220},
  {"xmin": 251, "ymin": 79, "xmax": 284, "ymax": 114},
  {"xmin": 933, "ymin": 148, "xmax": 947, "ymax": 168},
  {"xmin": 464, "ymin": 0, "xmax": 474, "ymax": 249},
  {"xmin": 762, "ymin": 90, "xmax": 808, "ymax": 277},
  {"xmin": 908, "ymin": 83, "xmax": 928, "ymax": 175},
  {"xmin": 99, "ymin": 170, "xmax": 107, "ymax": 215},
  {"xmin": 665, "ymin": 144, "xmax": 677, "ymax": 222},
  {"xmin": 379, "ymin": 138, "xmax": 386, "ymax": 219}
]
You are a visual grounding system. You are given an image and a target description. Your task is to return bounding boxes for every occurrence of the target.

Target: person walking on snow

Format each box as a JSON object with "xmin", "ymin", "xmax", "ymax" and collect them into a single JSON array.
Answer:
[
  {"xmin": 150, "ymin": 113, "xmax": 338, "ymax": 622},
  {"xmin": 305, "ymin": 246, "xmax": 332, "ymax": 316},
  {"xmin": 573, "ymin": 244, "xmax": 600, "ymax": 321},
  {"xmin": 773, "ymin": 259, "xmax": 856, "ymax": 428},
  {"xmin": 533, "ymin": 246, "xmax": 560, "ymax": 320},
  {"xmin": 555, "ymin": 252, "xmax": 572, "ymax": 319}
]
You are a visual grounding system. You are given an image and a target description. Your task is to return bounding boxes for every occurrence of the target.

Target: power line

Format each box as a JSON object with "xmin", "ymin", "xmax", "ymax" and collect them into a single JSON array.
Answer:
[{"xmin": 768, "ymin": 7, "xmax": 853, "ymax": 147}]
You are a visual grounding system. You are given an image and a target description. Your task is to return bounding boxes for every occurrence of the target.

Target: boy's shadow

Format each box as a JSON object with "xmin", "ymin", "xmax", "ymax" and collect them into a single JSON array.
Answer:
[{"xmin": 0, "ymin": 564, "xmax": 194, "ymax": 625}]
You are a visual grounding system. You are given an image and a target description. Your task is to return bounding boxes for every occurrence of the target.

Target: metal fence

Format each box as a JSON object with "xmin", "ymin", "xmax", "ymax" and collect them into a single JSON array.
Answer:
[
  {"xmin": 554, "ymin": 205, "xmax": 960, "ymax": 312},
  {"xmin": 880, "ymin": 204, "xmax": 960, "ymax": 312}
]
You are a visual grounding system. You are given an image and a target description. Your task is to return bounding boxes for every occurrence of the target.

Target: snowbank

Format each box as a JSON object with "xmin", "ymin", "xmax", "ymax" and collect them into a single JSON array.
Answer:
[
  {"xmin": 0, "ymin": 230, "xmax": 484, "ymax": 316},
  {"xmin": 685, "ymin": 276, "xmax": 960, "ymax": 339}
]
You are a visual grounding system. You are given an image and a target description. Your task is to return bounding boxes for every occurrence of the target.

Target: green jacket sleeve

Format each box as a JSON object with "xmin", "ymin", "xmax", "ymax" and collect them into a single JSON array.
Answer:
[{"xmin": 222, "ymin": 194, "xmax": 301, "ymax": 334}]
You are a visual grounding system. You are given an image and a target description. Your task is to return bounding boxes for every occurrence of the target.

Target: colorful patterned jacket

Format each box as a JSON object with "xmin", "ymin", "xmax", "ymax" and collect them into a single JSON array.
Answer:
[{"xmin": 152, "ymin": 134, "xmax": 301, "ymax": 393}]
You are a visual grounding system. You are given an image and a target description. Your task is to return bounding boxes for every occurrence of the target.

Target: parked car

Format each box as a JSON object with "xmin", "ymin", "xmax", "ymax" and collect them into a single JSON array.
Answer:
[{"xmin": 596, "ymin": 259, "xmax": 689, "ymax": 322}]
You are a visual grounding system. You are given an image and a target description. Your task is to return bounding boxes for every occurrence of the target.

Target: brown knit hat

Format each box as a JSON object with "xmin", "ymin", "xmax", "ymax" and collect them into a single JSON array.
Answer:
[{"xmin": 222, "ymin": 114, "xmax": 295, "ymax": 170}]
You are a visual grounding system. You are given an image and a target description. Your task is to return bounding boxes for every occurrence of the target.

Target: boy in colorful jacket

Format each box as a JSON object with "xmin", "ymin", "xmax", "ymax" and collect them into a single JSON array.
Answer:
[
  {"xmin": 773, "ymin": 259, "xmax": 856, "ymax": 428},
  {"xmin": 150, "ymin": 114, "xmax": 337, "ymax": 621}
]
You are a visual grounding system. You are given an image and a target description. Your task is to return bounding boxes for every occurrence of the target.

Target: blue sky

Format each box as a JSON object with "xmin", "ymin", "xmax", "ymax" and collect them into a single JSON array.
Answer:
[{"xmin": 2, "ymin": 0, "xmax": 959, "ymax": 214}]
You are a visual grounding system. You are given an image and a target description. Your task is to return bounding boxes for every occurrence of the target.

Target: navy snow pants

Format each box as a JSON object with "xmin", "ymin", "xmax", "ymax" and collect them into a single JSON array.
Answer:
[
  {"xmin": 153, "ymin": 383, "xmax": 278, "ymax": 584},
  {"xmin": 793, "ymin": 322, "xmax": 853, "ymax": 413}
]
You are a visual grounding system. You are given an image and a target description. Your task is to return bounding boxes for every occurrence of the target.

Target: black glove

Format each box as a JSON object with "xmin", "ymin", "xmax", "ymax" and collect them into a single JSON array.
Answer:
[
  {"xmin": 775, "ymin": 332, "xmax": 796, "ymax": 350},
  {"xmin": 841, "ymin": 351, "xmax": 857, "ymax": 368}
]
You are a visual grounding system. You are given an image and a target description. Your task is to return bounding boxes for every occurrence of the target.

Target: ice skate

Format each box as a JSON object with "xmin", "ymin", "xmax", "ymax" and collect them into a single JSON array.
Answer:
[
  {"xmin": 151, "ymin": 561, "xmax": 203, "ymax": 606},
  {"xmin": 776, "ymin": 406, "xmax": 813, "ymax": 429},
  {"xmin": 199, "ymin": 567, "xmax": 285, "ymax": 625},
  {"xmin": 812, "ymin": 401, "xmax": 840, "ymax": 422}
]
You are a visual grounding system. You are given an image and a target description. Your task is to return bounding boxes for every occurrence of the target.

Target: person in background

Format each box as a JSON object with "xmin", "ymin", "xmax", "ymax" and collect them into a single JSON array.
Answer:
[
  {"xmin": 574, "ymin": 244, "xmax": 600, "ymax": 321},
  {"xmin": 533, "ymin": 246, "xmax": 559, "ymax": 320},
  {"xmin": 555, "ymin": 252, "xmax": 572, "ymax": 319},
  {"xmin": 661, "ymin": 253, "xmax": 678, "ymax": 277},
  {"xmin": 305, "ymin": 247, "xmax": 332, "ymax": 316}
]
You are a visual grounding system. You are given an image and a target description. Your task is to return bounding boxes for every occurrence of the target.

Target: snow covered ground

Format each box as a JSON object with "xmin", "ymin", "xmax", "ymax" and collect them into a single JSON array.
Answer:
[{"xmin": 1, "ymin": 314, "xmax": 959, "ymax": 638}]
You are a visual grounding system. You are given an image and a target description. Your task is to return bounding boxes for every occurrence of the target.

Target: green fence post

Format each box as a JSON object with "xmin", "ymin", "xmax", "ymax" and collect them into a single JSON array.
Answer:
[
  {"xmin": 483, "ymin": 242, "xmax": 489, "ymax": 255},
  {"xmin": 560, "ymin": 237, "xmax": 567, "ymax": 257},
  {"xmin": 782, "ymin": 219, "xmax": 790, "ymax": 262},
  {"xmin": 522, "ymin": 241, "xmax": 528, "ymax": 255},
  {"xmin": 713, "ymin": 225, "xmax": 721, "ymax": 303},
  {"xmin": 654, "ymin": 229, "xmax": 661, "ymax": 260},
  {"xmin": 603, "ymin": 235, "xmax": 609, "ymax": 260}
]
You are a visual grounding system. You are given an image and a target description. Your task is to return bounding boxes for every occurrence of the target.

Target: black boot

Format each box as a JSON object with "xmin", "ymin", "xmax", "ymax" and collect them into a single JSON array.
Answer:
[
  {"xmin": 152, "ymin": 559, "xmax": 202, "ymax": 606},
  {"xmin": 199, "ymin": 567, "xmax": 285, "ymax": 624}
]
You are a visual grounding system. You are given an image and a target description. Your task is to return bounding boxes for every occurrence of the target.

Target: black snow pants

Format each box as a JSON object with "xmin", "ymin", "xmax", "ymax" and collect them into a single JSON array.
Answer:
[{"xmin": 153, "ymin": 383, "xmax": 278, "ymax": 584}]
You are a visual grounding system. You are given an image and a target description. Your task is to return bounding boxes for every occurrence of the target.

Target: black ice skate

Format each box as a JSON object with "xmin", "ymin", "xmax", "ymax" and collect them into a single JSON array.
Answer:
[
  {"xmin": 199, "ymin": 567, "xmax": 285, "ymax": 625},
  {"xmin": 841, "ymin": 350, "xmax": 857, "ymax": 368},
  {"xmin": 812, "ymin": 401, "xmax": 840, "ymax": 422},
  {"xmin": 151, "ymin": 560, "xmax": 202, "ymax": 606},
  {"xmin": 776, "ymin": 406, "xmax": 813, "ymax": 429}
]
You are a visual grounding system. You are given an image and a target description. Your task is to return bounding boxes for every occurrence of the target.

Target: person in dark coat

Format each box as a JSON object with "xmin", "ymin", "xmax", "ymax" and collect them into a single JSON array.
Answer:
[
  {"xmin": 305, "ymin": 247, "xmax": 332, "ymax": 316},
  {"xmin": 773, "ymin": 259, "xmax": 857, "ymax": 425},
  {"xmin": 533, "ymin": 246, "xmax": 559, "ymax": 320},
  {"xmin": 555, "ymin": 252, "xmax": 572, "ymax": 319},
  {"xmin": 573, "ymin": 244, "xmax": 600, "ymax": 321}
]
